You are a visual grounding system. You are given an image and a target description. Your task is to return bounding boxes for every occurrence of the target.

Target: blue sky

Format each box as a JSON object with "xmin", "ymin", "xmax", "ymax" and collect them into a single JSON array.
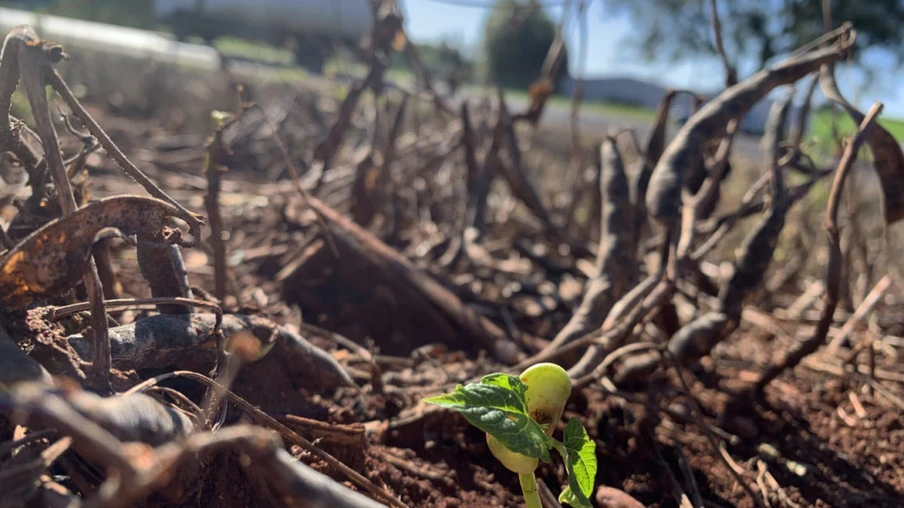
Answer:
[{"xmin": 402, "ymin": 0, "xmax": 904, "ymax": 118}]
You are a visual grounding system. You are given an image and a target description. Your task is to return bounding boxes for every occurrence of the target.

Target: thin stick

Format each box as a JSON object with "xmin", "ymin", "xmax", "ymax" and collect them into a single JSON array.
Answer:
[
  {"xmin": 677, "ymin": 118, "xmax": 740, "ymax": 259},
  {"xmin": 203, "ymin": 112, "xmax": 238, "ymax": 301},
  {"xmin": 591, "ymin": 341, "xmax": 662, "ymax": 381},
  {"xmin": 708, "ymin": 0, "xmax": 737, "ymax": 86},
  {"xmin": 569, "ymin": 278, "xmax": 675, "ymax": 382},
  {"xmin": 256, "ymin": 106, "xmax": 339, "ymax": 257},
  {"xmin": 863, "ymin": 376, "xmax": 904, "ymax": 410},
  {"xmin": 47, "ymin": 297, "xmax": 224, "ymax": 332},
  {"xmin": 45, "ymin": 67, "xmax": 205, "ymax": 241},
  {"xmin": 17, "ymin": 33, "xmax": 111, "ymax": 384},
  {"xmin": 786, "ymin": 23, "xmax": 852, "ymax": 59},
  {"xmin": 827, "ymin": 274, "xmax": 891, "ymax": 352},
  {"xmin": 755, "ymin": 102, "xmax": 883, "ymax": 392},
  {"xmin": 802, "ymin": 357, "xmax": 904, "ymax": 384}
]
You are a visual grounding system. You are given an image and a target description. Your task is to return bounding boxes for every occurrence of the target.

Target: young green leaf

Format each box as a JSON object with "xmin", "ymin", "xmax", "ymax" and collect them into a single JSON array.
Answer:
[
  {"xmin": 480, "ymin": 373, "xmax": 529, "ymax": 402},
  {"xmin": 424, "ymin": 382, "xmax": 552, "ymax": 462},
  {"xmin": 564, "ymin": 417, "xmax": 597, "ymax": 495},
  {"xmin": 555, "ymin": 417, "xmax": 597, "ymax": 507}
]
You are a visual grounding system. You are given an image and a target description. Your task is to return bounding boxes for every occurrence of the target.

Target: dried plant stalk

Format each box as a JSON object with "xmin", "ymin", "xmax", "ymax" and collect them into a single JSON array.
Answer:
[
  {"xmin": 819, "ymin": 64, "xmax": 904, "ymax": 223},
  {"xmin": 13, "ymin": 28, "xmax": 111, "ymax": 382},
  {"xmin": 544, "ymin": 136, "xmax": 634, "ymax": 352},
  {"xmin": 204, "ymin": 110, "xmax": 242, "ymax": 301},
  {"xmin": 646, "ymin": 27, "xmax": 854, "ymax": 223},
  {"xmin": 668, "ymin": 96, "xmax": 794, "ymax": 365},
  {"xmin": 755, "ymin": 102, "xmax": 884, "ymax": 391}
]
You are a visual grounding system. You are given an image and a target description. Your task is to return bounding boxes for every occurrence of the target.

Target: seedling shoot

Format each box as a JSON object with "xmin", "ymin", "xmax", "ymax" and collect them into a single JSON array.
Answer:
[{"xmin": 425, "ymin": 362, "xmax": 597, "ymax": 508}]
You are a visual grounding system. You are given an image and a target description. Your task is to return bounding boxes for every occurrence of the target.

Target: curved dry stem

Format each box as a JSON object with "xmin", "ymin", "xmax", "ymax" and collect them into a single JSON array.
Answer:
[
  {"xmin": 755, "ymin": 102, "xmax": 883, "ymax": 392},
  {"xmin": 48, "ymin": 297, "xmax": 224, "ymax": 332},
  {"xmin": 45, "ymin": 68, "xmax": 206, "ymax": 242}
]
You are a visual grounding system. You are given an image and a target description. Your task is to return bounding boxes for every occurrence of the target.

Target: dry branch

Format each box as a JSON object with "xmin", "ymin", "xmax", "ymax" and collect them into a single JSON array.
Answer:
[
  {"xmin": 567, "ymin": 272, "xmax": 674, "ymax": 381},
  {"xmin": 65, "ymin": 312, "xmax": 355, "ymax": 393},
  {"xmin": 708, "ymin": 0, "xmax": 738, "ymax": 87},
  {"xmin": 45, "ymin": 67, "xmax": 205, "ymax": 237},
  {"xmin": 819, "ymin": 63, "xmax": 904, "ymax": 223},
  {"xmin": 0, "ymin": 197, "xmax": 190, "ymax": 310},
  {"xmin": 351, "ymin": 96, "xmax": 407, "ymax": 227},
  {"xmin": 828, "ymin": 274, "xmax": 892, "ymax": 352},
  {"xmin": 204, "ymin": 109, "xmax": 242, "ymax": 301},
  {"xmin": 668, "ymin": 96, "xmax": 794, "ymax": 366},
  {"xmin": 129, "ymin": 370, "xmax": 407, "ymax": 508},
  {"xmin": 12, "ymin": 27, "xmax": 112, "ymax": 384},
  {"xmin": 468, "ymin": 100, "xmax": 503, "ymax": 237},
  {"xmin": 631, "ymin": 90, "xmax": 679, "ymax": 256},
  {"xmin": 646, "ymin": 26, "xmax": 854, "ymax": 223},
  {"xmin": 754, "ymin": 102, "xmax": 884, "ymax": 392},
  {"xmin": 497, "ymin": 90, "xmax": 555, "ymax": 230},
  {"xmin": 281, "ymin": 195, "xmax": 522, "ymax": 363},
  {"xmin": 512, "ymin": 9, "xmax": 569, "ymax": 125}
]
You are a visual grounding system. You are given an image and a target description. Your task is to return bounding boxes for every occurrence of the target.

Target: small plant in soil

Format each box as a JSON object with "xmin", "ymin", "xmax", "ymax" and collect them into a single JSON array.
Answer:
[{"xmin": 425, "ymin": 362, "xmax": 597, "ymax": 508}]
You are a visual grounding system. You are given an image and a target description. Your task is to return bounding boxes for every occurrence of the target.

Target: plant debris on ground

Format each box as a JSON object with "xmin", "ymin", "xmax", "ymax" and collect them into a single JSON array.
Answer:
[{"xmin": 0, "ymin": 2, "xmax": 903, "ymax": 507}]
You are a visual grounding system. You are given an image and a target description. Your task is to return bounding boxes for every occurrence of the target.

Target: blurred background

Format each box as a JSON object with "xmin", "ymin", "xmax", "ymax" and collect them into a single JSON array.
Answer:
[{"xmin": 1, "ymin": 0, "xmax": 903, "ymax": 142}]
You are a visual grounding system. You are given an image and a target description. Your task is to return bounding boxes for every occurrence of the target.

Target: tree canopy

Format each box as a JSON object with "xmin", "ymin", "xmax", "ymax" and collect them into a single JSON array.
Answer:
[
  {"xmin": 480, "ymin": 0, "xmax": 569, "ymax": 90},
  {"xmin": 604, "ymin": 0, "xmax": 904, "ymax": 72}
]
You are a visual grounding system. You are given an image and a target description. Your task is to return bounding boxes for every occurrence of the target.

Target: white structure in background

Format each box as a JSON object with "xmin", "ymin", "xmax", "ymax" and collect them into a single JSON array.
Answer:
[
  {"xmin": 0, "ymin": 1, "xmax": 373, "ymax": 72},
  {"xmin": 0, "ymin": 6, "xmax": 221, "ymax": 70},
  {"xmin": 559, "ymin": 75, "xmax": 787, "ymax": 135}
]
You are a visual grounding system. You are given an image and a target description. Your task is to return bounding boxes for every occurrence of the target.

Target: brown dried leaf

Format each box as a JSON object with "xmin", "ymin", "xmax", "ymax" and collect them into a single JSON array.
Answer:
[{"xmin": 0, "ymin": 196, "xmax": 182, "ymax": 309}]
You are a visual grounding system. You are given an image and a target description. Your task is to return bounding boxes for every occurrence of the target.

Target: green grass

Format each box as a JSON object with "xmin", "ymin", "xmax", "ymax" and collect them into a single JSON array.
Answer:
[
  {"xmin": 187, "ymin": 38, "xmax": 904, "ymax": 131},
  {"xmin": 213, "ymin": 36, "xmax": 296, "ymax": 66},
  {"xmin": 809, "ymin": 108, "xmax": 904, "ymax": 149},
  {"xmin": 497, "ymin": 87, "xmax": 655, "ymax": 121},
  {"xmin": 325, "ymin": 58, "xmax": 656, "ymax": 121}
]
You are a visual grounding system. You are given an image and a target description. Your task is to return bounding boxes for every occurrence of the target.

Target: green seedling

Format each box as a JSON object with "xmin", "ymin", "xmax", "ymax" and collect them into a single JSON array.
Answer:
[{"xmin": 425, "ymin": 363, "xmax": 597, "ymax": 508}]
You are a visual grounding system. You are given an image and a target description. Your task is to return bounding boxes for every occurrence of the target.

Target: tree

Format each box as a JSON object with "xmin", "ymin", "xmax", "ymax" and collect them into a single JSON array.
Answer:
[
  {"xmin": 604, "ymin": 0, "xmax": 904, "ymax": 73},
  {"xmin": 480, "ymin": 0, "xmax": 569, "ymax": 90},
  {"xmin": 37, "ymin": 0, "xmax": 156, "ymax": 30}
]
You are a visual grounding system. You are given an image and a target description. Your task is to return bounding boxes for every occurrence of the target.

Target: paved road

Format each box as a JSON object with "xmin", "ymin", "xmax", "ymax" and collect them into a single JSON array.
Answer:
[{"xmin": 0, "ymin": 6, "xmax": 764, "ymax": 162}]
